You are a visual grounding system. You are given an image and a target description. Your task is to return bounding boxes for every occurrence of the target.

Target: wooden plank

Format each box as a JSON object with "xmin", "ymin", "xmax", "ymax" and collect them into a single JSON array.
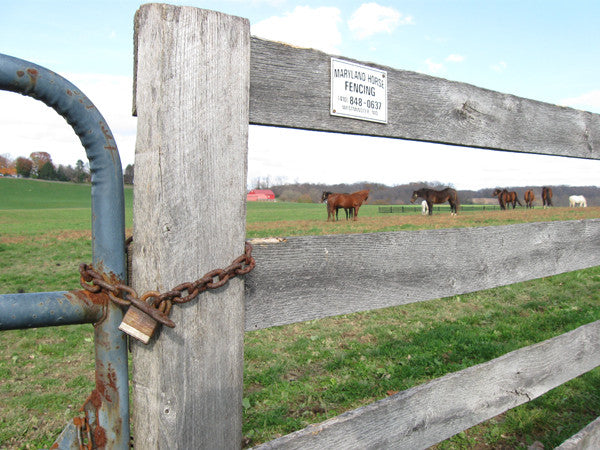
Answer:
[
  {"xmin": 245, "ymin": 219, "xmax": 600, "ymax": 331},
  {"xmin": 253, "ymin": 320, "xmax": 600, "ymax": 449},
  {"xmin": 557, "ymin": 416, "xmax": 600, "ymax": 449},
  {"xmin": 250, "ymin": 37, "xmax": 600, "ymax": 160},
  {"xmin": 131, "ymin": 5, "xmax": 249, "ymax": 449}
]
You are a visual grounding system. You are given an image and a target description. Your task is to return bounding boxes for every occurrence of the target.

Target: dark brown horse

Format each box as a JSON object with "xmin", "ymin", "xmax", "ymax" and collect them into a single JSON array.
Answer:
[
  {"xmin": 542, "ymin": 186, "xmax": 553, "ymax": 208},
  {"xmin": 492, "ymin": 188, "xmax": 523, "ymax": 210},
  {"xmin": 410, "ymin": 187, "xmax": 459, "ymax": 215},
  {"xmin": 321, "ymin": 191, "xmax": 353, "ymax": 220},
  {"xmin": 524, "ymin": 189, "xmax": 535, "ymax": 208},
  {"xmin": 492, "ymin": 188, "xmax": 506, "ymax": 209},
  {"xmin": 326, "ymin": 190, "xmax": 369, "ymax": 221}
]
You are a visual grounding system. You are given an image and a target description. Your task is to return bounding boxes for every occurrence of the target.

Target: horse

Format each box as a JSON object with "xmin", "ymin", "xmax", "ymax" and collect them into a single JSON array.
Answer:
[
  {"xmin": 492, "ymin": 188, "xmax": 523, "ymax": 209},
  {"xmin": 542, "ymin": 187, "xmax": 553, "ymax": 208},
  {"xmin": 492, "ymin": 188, "xmax": 507, "ymax": 210},
  {"xmin": 410, "ymin": 187, "xmax": 459, "ymax": 215},
  {"xmin": 321, "ymin": 191, "xmax": 353, "ymax": 220},
  {"xmin": 326, "ymin": 190, "xmax": 369, "ymax": 221},
  {"xmin": 524, "ymin": 189, "xmax": 535, "ymax": 209},
  {"xmin": 569, "ymin": 195, "xmax": 587, "ymax": 207},
  {"xmin": 421, "ymin": 200, "xmax": 429, "ymax": 215}
]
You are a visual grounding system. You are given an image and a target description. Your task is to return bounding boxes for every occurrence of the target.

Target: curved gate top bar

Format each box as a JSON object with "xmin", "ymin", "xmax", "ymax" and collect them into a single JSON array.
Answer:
[{"xmin": 0, "ymin": 53, "xmax": 129, "ymax": 449}]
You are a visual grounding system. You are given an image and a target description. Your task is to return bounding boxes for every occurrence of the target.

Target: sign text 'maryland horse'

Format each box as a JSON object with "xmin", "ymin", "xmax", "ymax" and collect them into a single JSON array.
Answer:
[{"xmin": 330, "ymin": 58, "xmax": 387, "ymax": 124}]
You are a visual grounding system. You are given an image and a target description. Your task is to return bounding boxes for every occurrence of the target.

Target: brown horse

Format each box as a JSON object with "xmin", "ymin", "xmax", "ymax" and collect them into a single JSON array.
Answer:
[
  {"xmin": 524, "ymin": 189, "xmax": 535, "ymax": 208},
  {"xmin": 321, "ymin": 191, "xmax": 353, "ymax": 220},
  {"xmin": 492, "ymin": 188, "xmax": 506, "ymax": 209},
  {"xmin": 542, "ymin": 186, "xmax": 553, "ymax": 208},
  {"xmin": 492, "ymin": 188, "xmax": 523, "ymax": 210},
  {"xmin": 410, "ymin": 187, "xmax": 459, "ymax": 215},
  {"xmin": 326, "ymin": 190, "xmax": 369, "ymax": 221}
]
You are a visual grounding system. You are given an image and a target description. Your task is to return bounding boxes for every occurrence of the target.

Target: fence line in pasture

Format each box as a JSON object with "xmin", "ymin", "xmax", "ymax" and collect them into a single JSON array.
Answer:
[
  {"xmin": 377, "ymin": 204, "xmax": 501, "ymax": 214},
  {"xmin": 131, "ymin": 4, "xmax": 600, "ymax": 448}
]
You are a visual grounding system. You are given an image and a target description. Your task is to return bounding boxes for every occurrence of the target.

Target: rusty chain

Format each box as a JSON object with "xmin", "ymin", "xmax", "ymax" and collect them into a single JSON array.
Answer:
[{"xmin": 79, "ymin": 241, "xmax": 255, "ymax": 328}]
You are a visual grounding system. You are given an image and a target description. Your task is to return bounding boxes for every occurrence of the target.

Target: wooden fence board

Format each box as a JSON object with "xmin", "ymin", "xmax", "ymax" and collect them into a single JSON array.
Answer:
[
  {"xmin": 253, "ymin": 320, "xmax": 600, "ymax": 449},
  {"xmin": 557, "ymin": 416, "xmax": 600, "ymax": 449},
  {"xmin": 245, "ymin": 219, "xmax": 600, "ymax": 331},
  {"xmin": 249, "ymin": 37, "xmax": 600, "ymax": 160},
  {"xmin": 131, "ymin": 5, "xmax": 249, "ymax": 448}
]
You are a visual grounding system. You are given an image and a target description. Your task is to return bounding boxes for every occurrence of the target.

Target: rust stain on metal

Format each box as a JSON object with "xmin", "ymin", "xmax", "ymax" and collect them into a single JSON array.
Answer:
[
  {"xmin": 94, "ymin": 362, "xmax": 118, "ymax": 403},
  {"xmin": 71, "ymin": 288, "xmax": 109, "ymax": 307},
  {"xmin": 16, "ymin": 70, "xmax": 25, "ymax": 77},
  {"xmin": 80, "ymin": 388, "xmax": 108, "ymax": 447},
  {"xmin": 94, "ymin": 424, "xmax": 108, "ymax": 448},
  {"xmin": 73, "ymin": 416, "xmax": 86, "ymax": 427},
  {"xmin": 106, "ymin": 363, "xmax": 118, "ymax": 394},
  {"xmin": 84, "ymin": 389, "xmax": 103, "ymax": 411}
]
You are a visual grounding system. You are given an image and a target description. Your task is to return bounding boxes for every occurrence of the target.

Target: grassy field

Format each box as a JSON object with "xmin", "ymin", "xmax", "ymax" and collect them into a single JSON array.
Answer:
[{"xmin": 2, "ymin": 178, "xmax": 600, "ymax": 448}]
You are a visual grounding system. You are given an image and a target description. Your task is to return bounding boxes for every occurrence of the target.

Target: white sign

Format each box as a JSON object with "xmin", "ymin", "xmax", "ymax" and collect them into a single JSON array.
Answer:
[{"xmin": 330, "ymin": 58, "xmax": 387, "ymax": 124}]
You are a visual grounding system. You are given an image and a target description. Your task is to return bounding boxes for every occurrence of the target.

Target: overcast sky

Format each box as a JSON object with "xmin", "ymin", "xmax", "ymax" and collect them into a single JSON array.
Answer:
[{"xmin": 2, "ymin": 1, "xmax": 600, "ymax": 190}]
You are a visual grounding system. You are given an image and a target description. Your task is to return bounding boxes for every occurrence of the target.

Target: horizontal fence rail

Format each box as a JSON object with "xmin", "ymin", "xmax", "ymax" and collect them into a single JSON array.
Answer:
[
  {"xmin": 245, "ymin": 219, "xmax": 600, "ymax": 331},
  {"xmin": 249, "ymin": 37, "xmax": 600, "ymax": 160},
  {"xmin": 254, "ymin": 319, "xmax": 600, "ymax": 449}
]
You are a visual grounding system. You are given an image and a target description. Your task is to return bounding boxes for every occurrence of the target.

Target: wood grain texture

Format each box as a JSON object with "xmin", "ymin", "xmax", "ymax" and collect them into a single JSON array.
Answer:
[
  {"xmin": 131, "ymin": 5, "xmax": 249, "ymax": 449},
  {"xmin": 557, "ymin": 416, "xmax": 600, "ymax": 449},
  {"xmin": 253, "ymin": 320, "xmax": 600, "ymax": 449},
  {"xmin": 245, "ymin": 219, "xmax": 600, "ymax": 331},
  {"xmin": 250, "ymin": 37, "xmax": 600, "ymax": 160}
]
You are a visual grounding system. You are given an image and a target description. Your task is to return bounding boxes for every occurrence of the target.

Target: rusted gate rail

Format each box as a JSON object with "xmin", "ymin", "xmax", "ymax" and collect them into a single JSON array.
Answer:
[{"xmin": 0, "ymin": 54, "xmax": 129, "ymax": 449}]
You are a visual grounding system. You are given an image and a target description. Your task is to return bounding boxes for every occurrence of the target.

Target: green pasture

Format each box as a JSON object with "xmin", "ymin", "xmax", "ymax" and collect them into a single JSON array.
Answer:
[{"xmin": 2, "ymin": 178, "xmax": 600, "ymax": 448}]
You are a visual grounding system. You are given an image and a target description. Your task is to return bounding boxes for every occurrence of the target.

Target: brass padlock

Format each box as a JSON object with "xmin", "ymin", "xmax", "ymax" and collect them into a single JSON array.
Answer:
[
  {"xmin": 118, "ymin": 292, "xmax": 175, "ymax": 344},
  {"xmin": 119, "ymin": 304, "xmax": 159, "ymax": 344}
]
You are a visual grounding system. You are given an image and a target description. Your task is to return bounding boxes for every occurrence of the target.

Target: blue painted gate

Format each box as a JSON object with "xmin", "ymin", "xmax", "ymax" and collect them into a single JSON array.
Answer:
[{"xmin": 0, "ymin": 54, "xmax": 129, "ymax": 449}]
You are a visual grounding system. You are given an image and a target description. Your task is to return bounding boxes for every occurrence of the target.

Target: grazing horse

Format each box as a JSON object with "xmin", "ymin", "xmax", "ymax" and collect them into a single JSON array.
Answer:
[
  {"xmin": 326, "ymin": 190, "xmax": 370, "ymax": 221},
  {"xmin": 569, "ymin": 195, "xmax": 587, "ymax": 207},
  {"xmin": 542, "ymin": 187, "xmax": 553, "ymax": 208},
  {"xmin": 321, "ymin": 191, "xmax": 353, "ymax": 220},
  {"xmin": 492, "ymin": 188, "xmax": 523, "ymax": 209},
  {"xmin": 410, "ymin": 187, "xmax": 459, "ymax": 215},
  {"xmin": 524, "ymin": 189, "xmax": 535, "ymax": 209}
]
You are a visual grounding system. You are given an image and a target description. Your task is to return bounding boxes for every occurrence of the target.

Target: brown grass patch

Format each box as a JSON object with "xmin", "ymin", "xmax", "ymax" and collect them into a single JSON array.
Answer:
[{"xmin": 246, "ymin": 207, "xmax": 600, "ymax": 238}]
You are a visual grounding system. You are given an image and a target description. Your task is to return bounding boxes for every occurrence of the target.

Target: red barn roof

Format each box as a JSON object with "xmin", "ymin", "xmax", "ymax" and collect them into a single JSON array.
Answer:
[{"xmin": 247, "ymin": 189, "xmax": 275, "ymax": 201}]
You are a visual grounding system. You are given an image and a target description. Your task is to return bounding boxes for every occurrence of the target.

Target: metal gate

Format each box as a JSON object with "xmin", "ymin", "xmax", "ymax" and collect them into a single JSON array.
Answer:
[{"xmin": 0, "ymin": 54, "xmax": 129, "ymax": 449}]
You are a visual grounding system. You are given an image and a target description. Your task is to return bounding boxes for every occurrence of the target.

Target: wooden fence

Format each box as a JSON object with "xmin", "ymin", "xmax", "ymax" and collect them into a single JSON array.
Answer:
[{"xmin": 131, "ymin": 4, "xmax": 600, "ymax": 449}]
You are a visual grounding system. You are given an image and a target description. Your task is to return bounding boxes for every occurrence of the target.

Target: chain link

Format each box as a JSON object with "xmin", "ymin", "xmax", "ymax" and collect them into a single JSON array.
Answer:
[{"xmin": 79, "ymin": 241, "xmax": 255, "ymax": 328}]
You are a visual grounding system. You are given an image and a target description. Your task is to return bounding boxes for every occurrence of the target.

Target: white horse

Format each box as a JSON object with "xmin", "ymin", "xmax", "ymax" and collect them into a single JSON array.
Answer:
[
  {"xmin": 569, "ymin": 195, "xmax": 587, "ymax": 207},
  {"xmin": 421, "ymin": 200, "xmax": 429, "ymax": 215}
]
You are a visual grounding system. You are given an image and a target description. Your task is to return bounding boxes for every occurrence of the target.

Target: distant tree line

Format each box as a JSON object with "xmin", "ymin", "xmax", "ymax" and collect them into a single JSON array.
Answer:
[
  {"xmin": 251, "ymin": 177, "xmax": 600, "ymax": 207},
  {"xmin": 0, "ymin": 152, "xmax": 134, "ymax": 185}
]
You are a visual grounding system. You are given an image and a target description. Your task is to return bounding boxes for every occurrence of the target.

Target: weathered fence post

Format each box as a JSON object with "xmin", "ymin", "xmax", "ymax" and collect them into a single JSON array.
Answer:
[{"xmin": 131, "ymin": 4, "xmax": 249, "ymax": 448}]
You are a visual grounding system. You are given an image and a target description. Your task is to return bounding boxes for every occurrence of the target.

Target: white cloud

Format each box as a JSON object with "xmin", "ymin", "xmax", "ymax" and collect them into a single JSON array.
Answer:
[
  {"xmin": 252, "ymin": 6, "xmax": 342, "ymax": 54},
  {"xmin": 446, "ymin": 54, "xmax": 465, "ymax": 63},
  {"xmin": 559, "ymin": 90, "xmax": 600, "ymax": 114},
  {"xmin": 348, "ymin": 3, "xmax": 412, "ymax": 40},
  {"xmin": 491, "ymin": 61, "xmax": 507, "ymax": 72},
  {"xmin": 424, "ymin": 58, "xmax": 445, "ymax": 74}
]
